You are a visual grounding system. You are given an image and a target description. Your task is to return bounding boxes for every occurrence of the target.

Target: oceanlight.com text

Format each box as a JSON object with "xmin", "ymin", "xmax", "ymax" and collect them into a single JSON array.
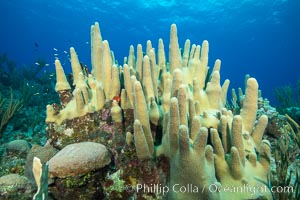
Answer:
[{"xmin": 124, "ymin": 183, "xmax": 294, "ymax": 196}]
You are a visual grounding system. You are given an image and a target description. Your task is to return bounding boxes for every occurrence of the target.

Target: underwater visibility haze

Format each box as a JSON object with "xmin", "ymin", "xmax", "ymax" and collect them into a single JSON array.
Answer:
[
  {"xmin": 0, "ymin": 0, "xmax": 300, "ymax": 199},
  {"xmin": 1, "ymin": 0, "xmax": 299, "ymax": 100}
]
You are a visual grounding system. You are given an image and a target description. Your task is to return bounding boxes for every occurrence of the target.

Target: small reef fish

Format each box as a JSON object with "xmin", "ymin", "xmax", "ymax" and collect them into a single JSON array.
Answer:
[
  {"xmin": 53, "ymin": 48, "xmax": 58, "ymax": 51},
  {"xmin": 64, "ymin": 51, "xmax": 68, "ymax": 54},
  {"xmin": 35, "ymin": 62, "xmax": 40, "ymax": 66},
  {"xmin": 45, "ymin": 64, "xmax": 50, "ymax": 67},
  {"xmin": 54, "ymin": 53, "xmax": 59, "ymax": 56},
  {"xmin": 33, "ymin": 93, "xmax": 40, "ymax": 96},
  {"xmin": 80, "ymin": 62, "xmax": 90, "ymax": 76}
]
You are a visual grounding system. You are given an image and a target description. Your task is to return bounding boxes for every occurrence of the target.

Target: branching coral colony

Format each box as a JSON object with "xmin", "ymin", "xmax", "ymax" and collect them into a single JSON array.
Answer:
[{"xmin": 45, "ymin": 22, "xmax": 272, "ymax": 199}]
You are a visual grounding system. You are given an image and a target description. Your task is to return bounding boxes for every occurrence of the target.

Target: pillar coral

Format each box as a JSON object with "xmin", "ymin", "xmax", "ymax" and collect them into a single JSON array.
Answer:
[
  {"xmin": 46, "ymin": 22, "xmax": 272, "ymax": 199},
  {"xmin": 46, "ymin": 22, "xmax": 120, "ymax": 125}
]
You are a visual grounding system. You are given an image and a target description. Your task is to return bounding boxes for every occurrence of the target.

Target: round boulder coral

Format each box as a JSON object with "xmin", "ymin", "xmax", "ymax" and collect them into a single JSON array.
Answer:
[{"xmin": 48, "ymin": 142, "xmax": 111, "ymax": 178}]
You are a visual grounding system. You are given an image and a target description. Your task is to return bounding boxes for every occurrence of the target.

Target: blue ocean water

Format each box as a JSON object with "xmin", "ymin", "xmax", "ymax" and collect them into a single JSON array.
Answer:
[{"xmin": 0, "ymin": 0, "xmax": 299, "ymax": 104}]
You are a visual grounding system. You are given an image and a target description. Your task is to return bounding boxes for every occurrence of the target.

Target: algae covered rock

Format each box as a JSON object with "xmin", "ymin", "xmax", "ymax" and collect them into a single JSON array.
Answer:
[
  {"xmin": 25, "ymin": 144, "xmax": 58, "ymax": 185},
  {"xmin": 7, "ymin": 139, "xmax": 30, "ymax": 157},
  {"xmin": 0, "ymin": 174, "xmax": 33, "ymax": 199},
  {"xmin": 48, "ymin": 142, "xmax": 111, "ymax": 178}
]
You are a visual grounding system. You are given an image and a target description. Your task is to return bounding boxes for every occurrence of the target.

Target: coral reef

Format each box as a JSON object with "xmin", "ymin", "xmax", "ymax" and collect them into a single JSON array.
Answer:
[
  {"xmin": 0, "ymin": 53, "xmax": 56, "ymax": 145},
  {"xmin": 0, "ymin": 88, "xmax": 23, "ymax": 136},
  {"xmin": 270, "ymin": 114, "xmax": 300, "ymax": 200},
  {"xmin": 42, "ymin": 22, "xmax": 275, "ymax": 199},
  {"xmin": 274, "ymin": 78, "xmax": 300, "ymax": 124},
  {"xmin": 230, "ymin": 75, "xmax": 286, "ymax": 138}
]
